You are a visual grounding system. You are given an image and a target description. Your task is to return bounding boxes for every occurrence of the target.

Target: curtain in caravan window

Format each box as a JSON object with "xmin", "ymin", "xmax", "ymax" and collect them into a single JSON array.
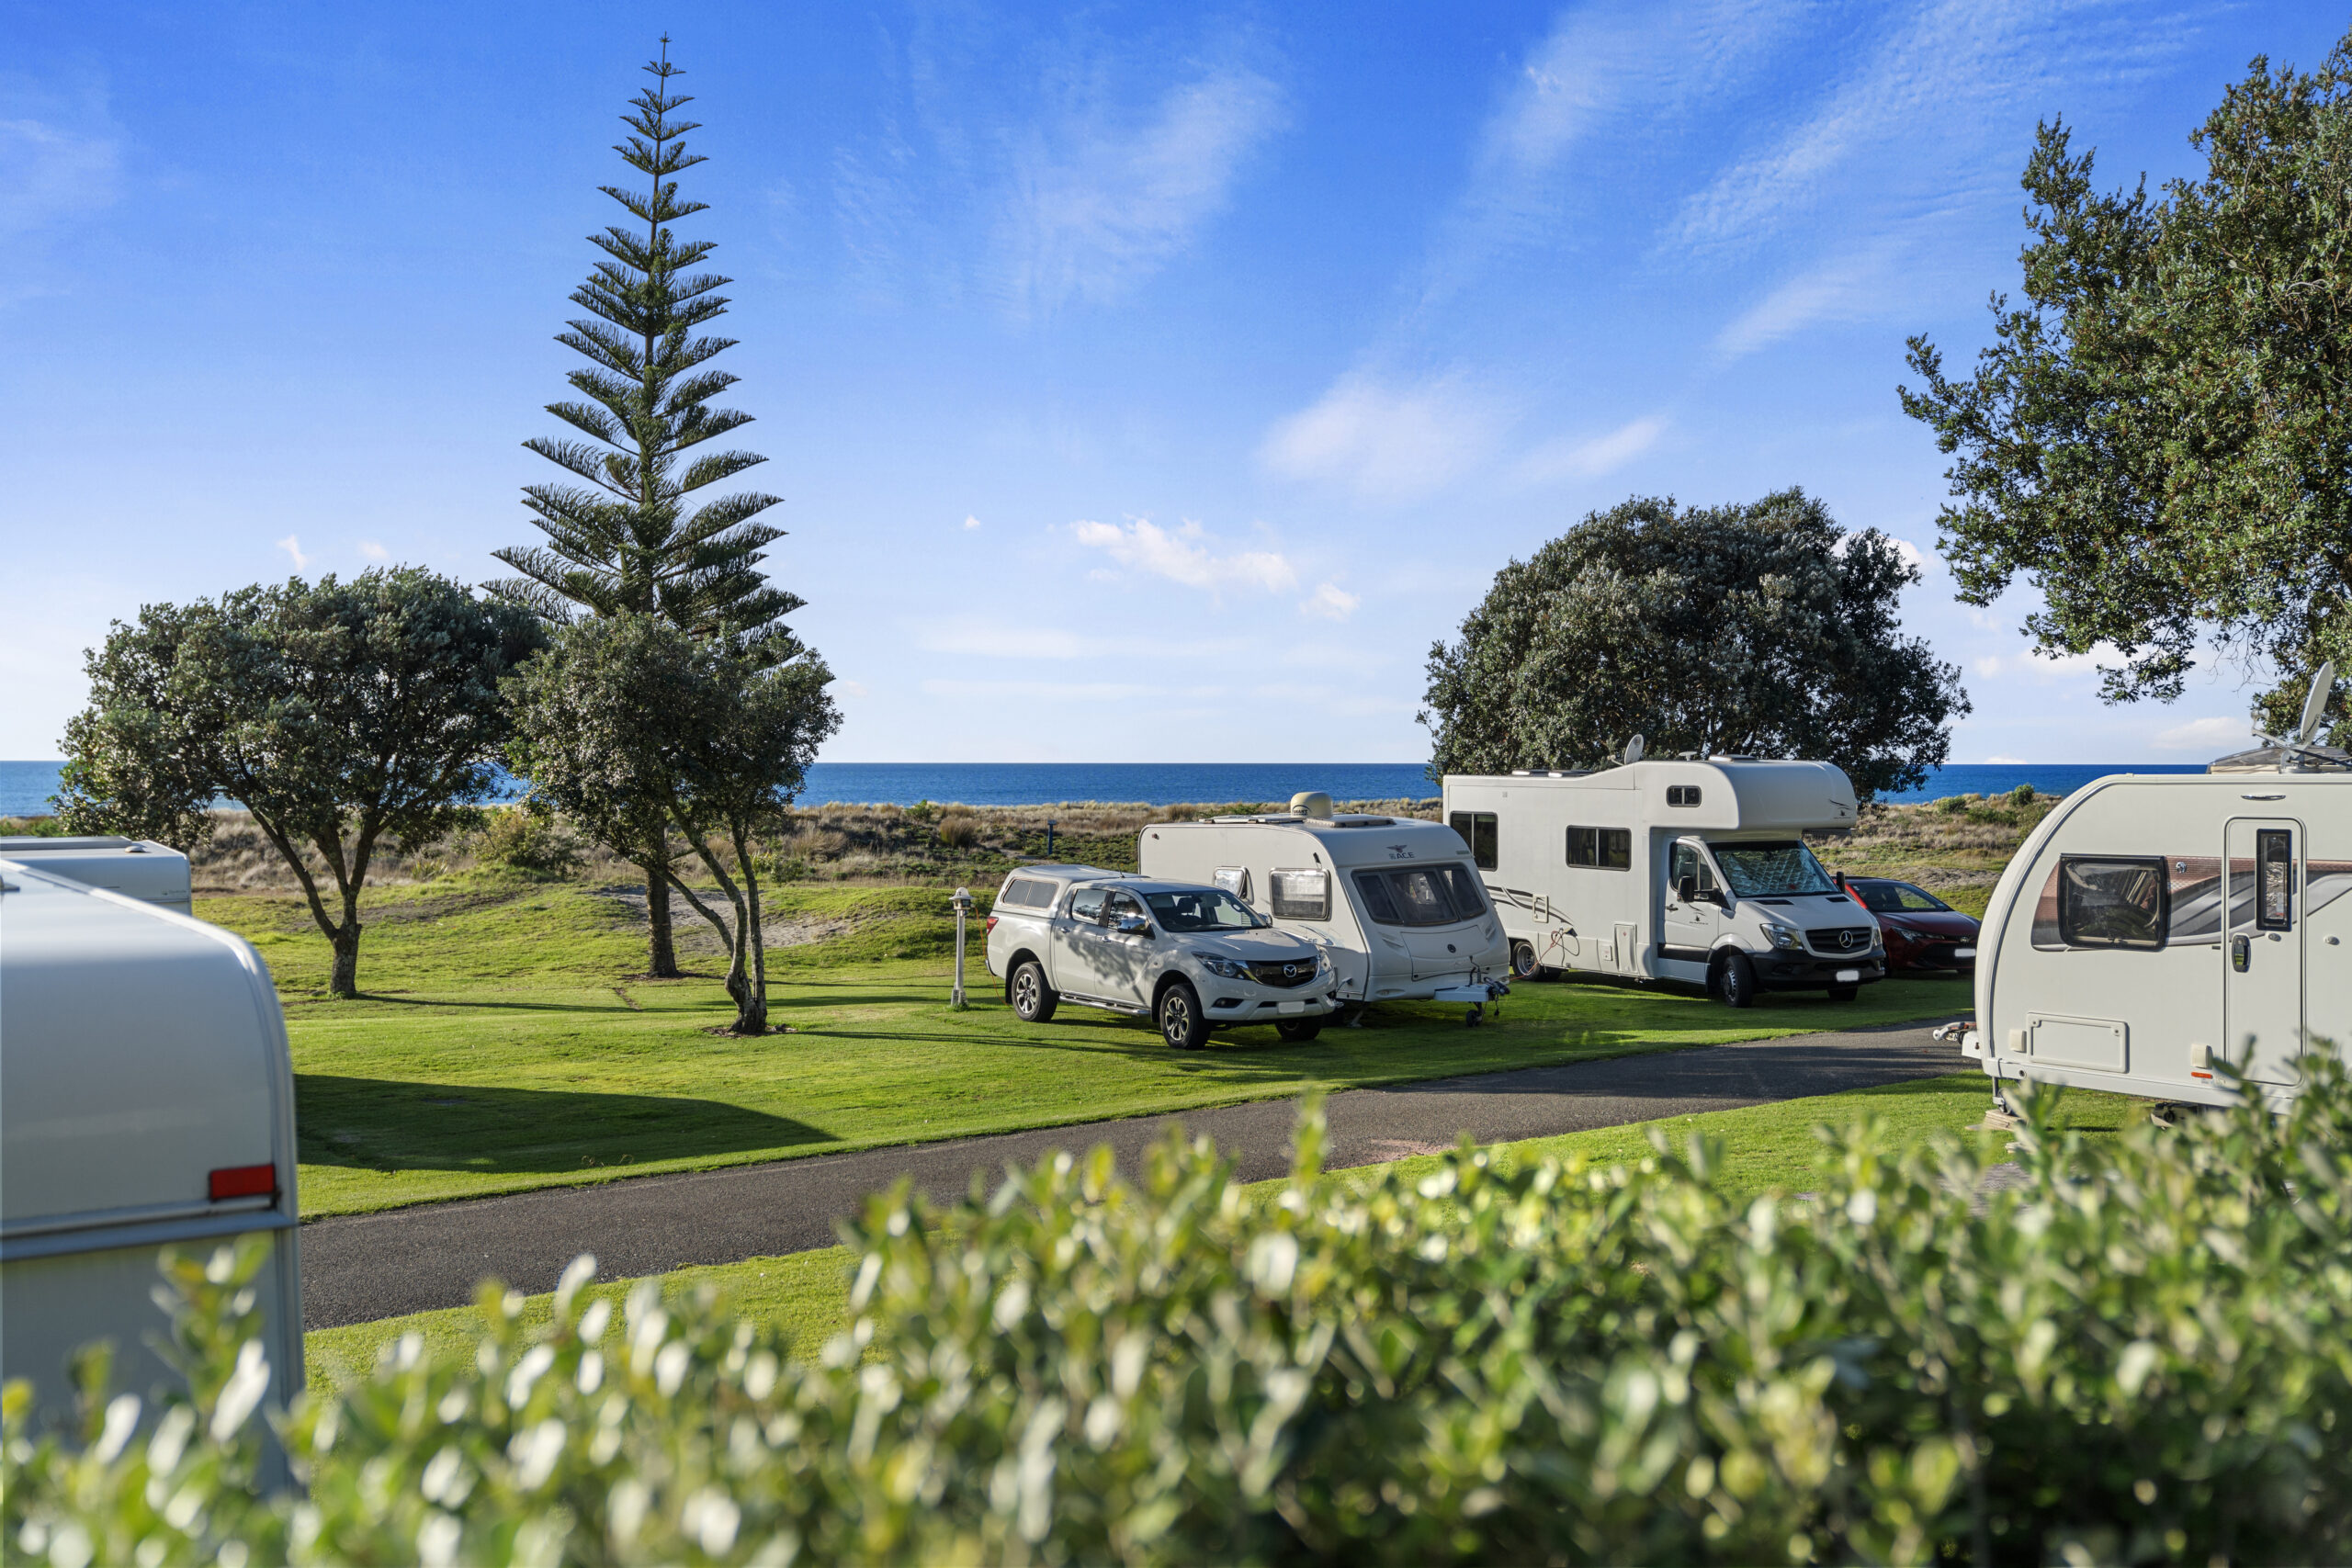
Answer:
[
  {"xmin": 2055, "ymin": 856, "xmax": 2168, "ymax": 949},
  {"xmin": 1270, "ymin": 868, "xmax": 1330, "ymax": 919}
]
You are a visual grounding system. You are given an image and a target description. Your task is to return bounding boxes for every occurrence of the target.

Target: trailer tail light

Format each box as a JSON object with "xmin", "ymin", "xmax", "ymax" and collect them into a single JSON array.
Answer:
[{"xmin": 209, "ymin": 1164, "xmax": 278, "ymax": 1201}]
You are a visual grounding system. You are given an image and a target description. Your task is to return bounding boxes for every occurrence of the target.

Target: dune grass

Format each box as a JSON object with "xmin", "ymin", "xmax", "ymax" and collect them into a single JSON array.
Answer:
[
  {"xmin": 305, "ymin": 1070, "xmax": 2137, "ymax": 1388},
  {"xmin": 192, "ymin": 878, "xmax": 1970, "ymax": 1218}
]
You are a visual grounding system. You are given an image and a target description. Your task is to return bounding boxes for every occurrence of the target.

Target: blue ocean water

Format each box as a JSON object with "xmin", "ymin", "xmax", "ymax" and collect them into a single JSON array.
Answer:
[{"xmin": 0, "ymin": 757, "xmax": 2213, "ymax": 818}]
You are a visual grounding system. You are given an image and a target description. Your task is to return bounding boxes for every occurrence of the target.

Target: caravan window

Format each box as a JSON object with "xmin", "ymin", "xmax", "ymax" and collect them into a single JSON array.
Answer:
[
  {"xmin": 2257, "ymin": 829, "xmax": 2294, "ymax": 931},
  {"xmin": 1212, "ymin": 866, "xmax": 1253, "ymax": 903},
  {"xmin": 1566, "ymin": 826, "xmax": 1632, "ymax": 870},
  {"xmin": 1449, "ymin": 812, "xmax": 1498, "ymax": 870},
  {"xmin": 1270, "ymin": 868, "xmax": 1330, "ymax": 920},
  {"xmin": 1351, "ymin": 865, "xmax": 1487, "ymax": 926},
  {"xmin": 2056, "ymin": 856, "xmax": 2168, "ymax": 949}
]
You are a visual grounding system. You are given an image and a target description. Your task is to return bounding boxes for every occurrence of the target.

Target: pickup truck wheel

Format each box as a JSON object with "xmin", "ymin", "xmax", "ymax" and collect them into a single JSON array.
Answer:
[
  {"xmin": 1713, "ymin": 953, "xmax": 1757, "ymax": 1010},
  {"xmin": 1157, "ymin": 980, "xmax": 1209, "ymax": 1049},
  {"xmin": 1010, "ymin": 959, "xmax": 1057, "ymax": 1022},
  {"xmin": 1274, "ymin": 1019, "xmax": 1322, "ymax": 1042},
  {"xmin": 1510, "ymin": 941, "xmax": 1544, "ymax": 981}
]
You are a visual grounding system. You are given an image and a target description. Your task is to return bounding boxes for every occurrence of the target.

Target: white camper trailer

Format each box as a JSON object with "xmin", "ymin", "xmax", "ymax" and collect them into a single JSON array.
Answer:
[
  {"xmin": 1442, "ymin": 758, "xmax": 1882, "ymax": 1006},
  {"xmin": 0, "ymin": 854, "xmax": 303, "ymax": 1477},
  {"xmin": 0, "ymin": 834, "xmax": 192, "ymax": 914},
  {"xmin": 1137, "ymin": 794, "xmax": 1511, "ymax": 1017},
  {"xmin": 1965, "ymin": 671, "xmax": 2352, "ymax": 1111}
]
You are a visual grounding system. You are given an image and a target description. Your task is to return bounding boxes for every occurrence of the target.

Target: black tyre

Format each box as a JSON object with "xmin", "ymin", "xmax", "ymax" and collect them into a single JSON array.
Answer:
[
  {"xmin": 1275, "ymin": 1019, "xmax": 1323, "ymax": 1042},
  {"xmin": 1826, "ymin": 984, "xmax": 1860, "ymax": 1003},
  {"xmin": 1009, "ymin": 959, "xmax": 1057, "ymax": 1022},
  {"xmin": 1510, "ymin": 941, "xmax": 1543, "ymax": 981},
  {"xmin": 1714, "ymin": 953, "xmax": 1758, "ymax": 1010},
  {"xmin": 1158, "ymin": 980, "xmax": 1210, "ymax": 1049}
]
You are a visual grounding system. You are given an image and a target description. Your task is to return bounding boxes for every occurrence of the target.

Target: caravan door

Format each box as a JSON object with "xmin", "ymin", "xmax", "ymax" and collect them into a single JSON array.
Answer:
[{"xmin": 2223, "ymin": 818, "xmax": 2304, "ymax": 1085}]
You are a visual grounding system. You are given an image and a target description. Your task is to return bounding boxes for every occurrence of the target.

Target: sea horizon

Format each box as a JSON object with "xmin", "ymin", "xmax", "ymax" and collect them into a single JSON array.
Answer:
[{"xmin": 0, "ymin": 757, "xmax": 2214, "ymax": 818}]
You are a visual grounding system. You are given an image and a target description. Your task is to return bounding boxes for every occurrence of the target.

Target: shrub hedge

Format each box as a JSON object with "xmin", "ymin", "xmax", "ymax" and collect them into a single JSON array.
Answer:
[{"xmin": 10, "ymin": 1064, "xmax": 2352, "ymax": 1564}]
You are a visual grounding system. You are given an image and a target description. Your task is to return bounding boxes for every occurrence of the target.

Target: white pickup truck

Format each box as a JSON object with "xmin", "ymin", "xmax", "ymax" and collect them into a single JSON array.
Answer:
[{"xmin": 985, "ymin": 864, "xmax": 1341, "ymax": 1048}]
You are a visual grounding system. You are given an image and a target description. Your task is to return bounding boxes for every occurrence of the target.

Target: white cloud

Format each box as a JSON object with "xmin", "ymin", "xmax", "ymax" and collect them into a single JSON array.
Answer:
[
  {"xmin": 963, "ymin": 514, "xmax": 983, "ymax": 530},
  {"xmin": 1714, "ymin": 240, "xmax": 1905, "ymax": 359},
  {"xmin": 275, "ymin": 535, "xmax": 312, "ymax": 570},
  {"xmin": 1259, "ymin": 374, "xmax": 1504, "ymax": 504},
  {"xmin": 1973, "ymin": 644, "xmax": 2125, "ymax": 682},
  {"xmin": 1300, "ymin": 583, "xmax": 1359, "ymax": 621},
  {"xmin": 2154, "ymin": 715, "xmax": 2248, "ymax": 753},
  {"xmin": 920, "ymin": 678, "xmax": 1157, "ymax": 703},
  {"xmin": 1069, "ymin": 517, "xmax": 1296, "ymax": 592},
  {"xmin": 0, "ymin": 87, "xmax": 121, "ymax": 239},
  {"xmin": 837, "ymin": 679, "xmax": 871, "ymax": 700},
  {"xmin": 995, "ymin": 62, "xmax": 1283, "ymax": 315},
  {"xmin": 1514, "ymin": 415, "xmax": 1668, "ymax": 485},
  {"xmin": 357, "ymin": 540, "xmax": 390, "ymax": 561}
]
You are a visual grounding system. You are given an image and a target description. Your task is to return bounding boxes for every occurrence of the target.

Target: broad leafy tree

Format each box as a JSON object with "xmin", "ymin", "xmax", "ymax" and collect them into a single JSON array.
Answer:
[
  {"xmin": 57, "ymin": 570, "xmax": 544, "ymax": 996},
  {"xmin": 506, "ymin": 614, "xmax": 839, "ymax": 1033},
  {"xmin": 1900, "ymin": 33, "xmax": 2352, "ymax": 743},
  {"xmin": 489, "ymin": 42, "xmax": 807, "ymax": 976},
  {"xmin": 1422, "ymin": 491, "xmax": 1966, "ymax": 798}
]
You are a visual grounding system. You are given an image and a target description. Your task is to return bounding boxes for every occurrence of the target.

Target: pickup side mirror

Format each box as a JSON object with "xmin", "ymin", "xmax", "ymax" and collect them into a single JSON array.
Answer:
[
  {"xmin": 1676, "ymin": 874, "xmax": 1697, "ymax": 906},
  {"xmin": 1116, "ymin": 915, "xmax": 1152, "ymax": 936}
]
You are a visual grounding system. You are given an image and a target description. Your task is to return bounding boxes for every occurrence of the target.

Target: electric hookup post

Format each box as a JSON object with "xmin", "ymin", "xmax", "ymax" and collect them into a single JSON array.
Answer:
[{"xmin": 950, "ymin": 886, "xmax": 972, "ymax": 1010}]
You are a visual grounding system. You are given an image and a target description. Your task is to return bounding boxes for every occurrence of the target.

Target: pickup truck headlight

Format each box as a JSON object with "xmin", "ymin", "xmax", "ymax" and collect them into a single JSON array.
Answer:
[
  {"xmin": 1202, "ymin": 955, "xmax": 1250, "ymax": 979},
  {"xmin": 1764, "ymin": 924, "xmax": 1803, "ymax": 953}
]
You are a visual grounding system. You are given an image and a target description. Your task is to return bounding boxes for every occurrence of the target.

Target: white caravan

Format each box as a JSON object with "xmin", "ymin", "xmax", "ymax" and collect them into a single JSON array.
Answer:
[
  {"xmin": 1964, "ymin": 669, "xmax": 2352, "ymax": 1111},
  {"xmin": 0, "ymin": 834, "xmax": 192, "ymax": 914},
  {"xmin": 0, "ymin": 852, "xmax": 304, "ymax": 1480},
  {"xmin": 1137, "ymin": 795, "xmax": 1511, "ymax": 1018},
  {"xmin": 1442, "ymin": 758, "xmax": 1883, "ymax": 1007}
]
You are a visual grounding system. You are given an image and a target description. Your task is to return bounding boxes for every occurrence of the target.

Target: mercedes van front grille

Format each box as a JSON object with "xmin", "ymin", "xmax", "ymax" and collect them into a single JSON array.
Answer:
[{"xmin": 1805, "ymin": 926, "xmax": 1875, "ymax": 953}]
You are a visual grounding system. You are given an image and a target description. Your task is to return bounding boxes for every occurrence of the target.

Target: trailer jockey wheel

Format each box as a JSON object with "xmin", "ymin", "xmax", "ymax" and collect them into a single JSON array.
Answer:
[{"xmin": 1464, "ymin": 1004, "xmax": 1484, "ymax": 1028}]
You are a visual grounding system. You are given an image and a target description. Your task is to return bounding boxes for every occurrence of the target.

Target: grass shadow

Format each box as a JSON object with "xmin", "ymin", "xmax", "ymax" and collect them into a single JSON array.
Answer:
[{"xmin": 297, "ymin": 1076, "xmax": 834, "ymax": 1175}]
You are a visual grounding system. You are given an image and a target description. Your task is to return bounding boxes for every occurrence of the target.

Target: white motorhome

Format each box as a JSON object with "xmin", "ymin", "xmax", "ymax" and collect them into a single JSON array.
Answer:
[
  {"xmin": 0, "ymin": 851, "xmax": 304, "ymax": 1478},
  {"xmin": 1442, "ymin": 758, "xmax": 1883, "ymax": 1007},
  {"xmin": 0, "ymin": 834, "xmax": 192, "ymax": 914},
  {"xmin": 1965, "ymin": 674, "xmax": 2351, "ymax": 1111},
  {"xmin": 1137, "ymin": 795, "xmax": 1511, "ymax": 1018}
]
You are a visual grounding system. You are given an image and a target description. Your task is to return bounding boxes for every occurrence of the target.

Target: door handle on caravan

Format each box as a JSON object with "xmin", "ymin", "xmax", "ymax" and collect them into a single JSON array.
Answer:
[{"xmin": 2232, "ymin": 934, "xmax": 2251, "ymax": 973}]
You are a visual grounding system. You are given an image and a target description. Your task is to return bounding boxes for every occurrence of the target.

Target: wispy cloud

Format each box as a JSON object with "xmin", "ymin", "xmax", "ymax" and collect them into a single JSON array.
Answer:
[
  {"xmin": 1259, "ymin": 374, "xmax": 1505, "ymax": 505},
  {"xmin": 995, "ymin": 62, "xmax": 1283, "ymax": 315},
  {"xmin": 1300, "ymin": 582, "xmax": 1360, "ymax": 621},
  {"xmin": 2154, "ymin": 715, "xmax": 2245, "ymax": 752},
  {"xmin": 916, "ymin": 617, "xmax": 1086, "ymax": 659},
  {"xmin": 1514, "ymin": 414, "xmax": 1668, "ymax": 485},
  {"xmin": 275, "ymin": 535, "xmax": 312, "ymax": 570},
  {"xmin": 1069, "ymin": 517, "xmax": 1296, "ymax": 592},
  {"xmin": 0, "ymin": 74, "xmax": 122, "ymax": 240},
  {"xmin": 357, "ymin": 540, "xmax": 390, "ymax": 562}
]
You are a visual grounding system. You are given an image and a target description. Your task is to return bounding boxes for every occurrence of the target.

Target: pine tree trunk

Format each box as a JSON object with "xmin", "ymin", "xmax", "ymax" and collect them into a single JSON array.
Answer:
[{"xmin": 642, "ymin": 861, "xmax": 681, "ymax": 977}]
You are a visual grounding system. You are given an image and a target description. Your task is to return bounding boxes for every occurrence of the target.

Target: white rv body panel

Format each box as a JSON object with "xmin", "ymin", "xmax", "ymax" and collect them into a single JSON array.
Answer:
[
  {"xmin": 1442, "ymin": 761, "xmax": 1882, "ymax": 997},
  {"xmin": 0, "ymin": 859, "xmax": 303, "ymax": 1478},
  {"xmin": 1137, "ymin": 816, "xmax": 1510, "ymax": 1004},
  {"xmin": 0, "ymin": 836, "xmax": 191, "ymax": 914},
  {"xmin": 1971, "ymin": 771, "xmax": 2352, "ymax": 1110}
]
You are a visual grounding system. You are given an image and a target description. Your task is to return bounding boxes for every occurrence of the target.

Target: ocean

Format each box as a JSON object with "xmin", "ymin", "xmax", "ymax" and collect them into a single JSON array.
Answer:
[{"xmin": 0, "ymin": 758, "xmax": 2212, "ymax": 818}]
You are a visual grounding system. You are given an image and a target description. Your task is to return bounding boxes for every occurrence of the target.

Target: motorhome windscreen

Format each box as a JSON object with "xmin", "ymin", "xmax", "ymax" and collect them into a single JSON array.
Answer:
[
  {"xmin": 1351, "ymin": 864, "xmax": 1487, "ymax": 926},
  {"xmin": 1144, "ymin": 889, "xmax": 1266, "ymax": 931},
  {"xmin": 1710, "ymin": 841, "xmax": 1834, "ymax": 897}
]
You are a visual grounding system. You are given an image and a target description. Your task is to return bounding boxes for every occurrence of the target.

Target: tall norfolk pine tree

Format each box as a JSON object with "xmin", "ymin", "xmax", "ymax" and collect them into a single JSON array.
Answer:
[{"xmin": 491, "ymin": 44, "xmax": 805, "ymax": 976}]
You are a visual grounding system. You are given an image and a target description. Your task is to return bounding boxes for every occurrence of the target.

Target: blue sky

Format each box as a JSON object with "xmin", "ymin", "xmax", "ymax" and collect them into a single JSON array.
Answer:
[{"xmin": 4, "ymin": 1, "xmax": 2343, "ymax": 764}]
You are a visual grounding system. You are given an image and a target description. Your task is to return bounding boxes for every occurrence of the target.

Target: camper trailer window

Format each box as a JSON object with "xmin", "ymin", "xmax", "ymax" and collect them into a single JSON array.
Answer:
[
  {"xmin": 1144, "ymin": 889, "xmax": 1266, "ymax": 931},
  {"xmin": 1449, "ymin": 812, "xmax": 1499, "ymax": 870},
  {"xmin": 2257, "ymin": 829, "xmax": 2294, "ymax": 931},
  {"xmin": 1712, "ymin": 841, "xmax": 1833, "ymax": 897},
  {"xmin": 1212, "ymin": 867, "xmax": 1253, "ymax": 902},
  {"xmin": 1566, "ymin": 826, "xmax": 1632, "ymax": 870},
  {"xmin": 1270, "ymin": 868, "xmax": 1331, "ymax": 920},
  {"xmin": 2056, "ymin": 856, "xmax": 2169, "ymax": 949}
]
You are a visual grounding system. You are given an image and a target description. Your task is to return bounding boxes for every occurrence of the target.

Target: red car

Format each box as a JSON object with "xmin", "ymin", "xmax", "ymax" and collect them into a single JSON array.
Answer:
[{"xmin": 1836, "ymin": 876, "xmax": 1980, "ymax": 973}]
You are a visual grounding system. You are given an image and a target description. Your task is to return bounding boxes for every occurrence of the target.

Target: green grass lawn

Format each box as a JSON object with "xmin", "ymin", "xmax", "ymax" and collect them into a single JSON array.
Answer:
[
  {"xmin": 304, "ymin": 1071, "xmax": 2137, "ymax": 1389},
  {"xmin": 198, "ymin": 878, "xmax": 1970, "ymax": 1217}
]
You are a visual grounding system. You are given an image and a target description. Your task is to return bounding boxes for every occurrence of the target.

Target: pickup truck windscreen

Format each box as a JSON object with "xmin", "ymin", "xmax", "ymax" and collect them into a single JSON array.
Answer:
[
  {"xmin": 1144, "ymin": 889, "xmax": 1267, "ymax": 931},
  {"xmin": 1351, "ymin": 864, "xmax": 1488, "ymax": 926}
]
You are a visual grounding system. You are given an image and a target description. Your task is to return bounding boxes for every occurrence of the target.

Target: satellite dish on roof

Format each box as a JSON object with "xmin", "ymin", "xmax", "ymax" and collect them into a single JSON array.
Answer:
[
  {"xmin": 2297, "ymin": 660, "xmax": 2338, "ymax": 744},
  {"xmin": 1623, "ymin": 734, "xmax": 1645, "ymax": 764}
]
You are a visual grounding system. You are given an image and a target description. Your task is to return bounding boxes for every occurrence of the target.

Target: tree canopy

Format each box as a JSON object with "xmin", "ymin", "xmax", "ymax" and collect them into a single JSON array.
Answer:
[
  {"xmin": 57, "ymin": 570, "xmax": 544, "ymax": 996},
  {"xmin": 1899, "ymin": 31, "xmax": 2352, "ymax": 743},
  {"xmin": 1420, "ymin": 491, "xmax": 1966, "ymax": 799},
  {"xmin": 506, "ymin": 613, "xmax": 839, "ymax": 1033}
]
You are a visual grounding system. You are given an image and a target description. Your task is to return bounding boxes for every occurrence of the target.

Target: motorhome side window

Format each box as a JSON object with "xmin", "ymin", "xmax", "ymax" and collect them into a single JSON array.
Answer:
[
  {"xmin": 1566, "ymin": 826, "xmax": 1632, "ymax": 870},
  {"xmin": 2055, "ymin": 856, "xmax": 2169, "ymax": 949},
  {"xmin": 1270, "ymin": 868, "xmax": 1330, "ymax": 920},
  {"xmin": 1666, "ymin": 785, "xmax": 1702, "ymax": 807},
  {"xmin": 1448, "ymin": 812, "xmax": 1498, "ymax": 871}
]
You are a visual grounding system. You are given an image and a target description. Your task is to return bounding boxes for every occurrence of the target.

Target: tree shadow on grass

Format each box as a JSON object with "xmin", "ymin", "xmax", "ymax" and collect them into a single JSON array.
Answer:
[{"xmin": 296, "ymin": 1077, "xmax": 834, "ymax": 1174}]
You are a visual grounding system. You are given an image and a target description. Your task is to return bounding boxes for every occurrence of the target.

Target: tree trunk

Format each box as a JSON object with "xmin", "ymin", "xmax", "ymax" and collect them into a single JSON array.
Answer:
[
  {"xmin": 330, "ymin": 918, "xmax": 362, "ymax": 998},
  {"xmin": 641, "ymin": 860, "xmax": 681, "ymax": 977},
  {"xmin": 737, "ymin": 830, "xmax": 768, "ymax": 1034}
]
